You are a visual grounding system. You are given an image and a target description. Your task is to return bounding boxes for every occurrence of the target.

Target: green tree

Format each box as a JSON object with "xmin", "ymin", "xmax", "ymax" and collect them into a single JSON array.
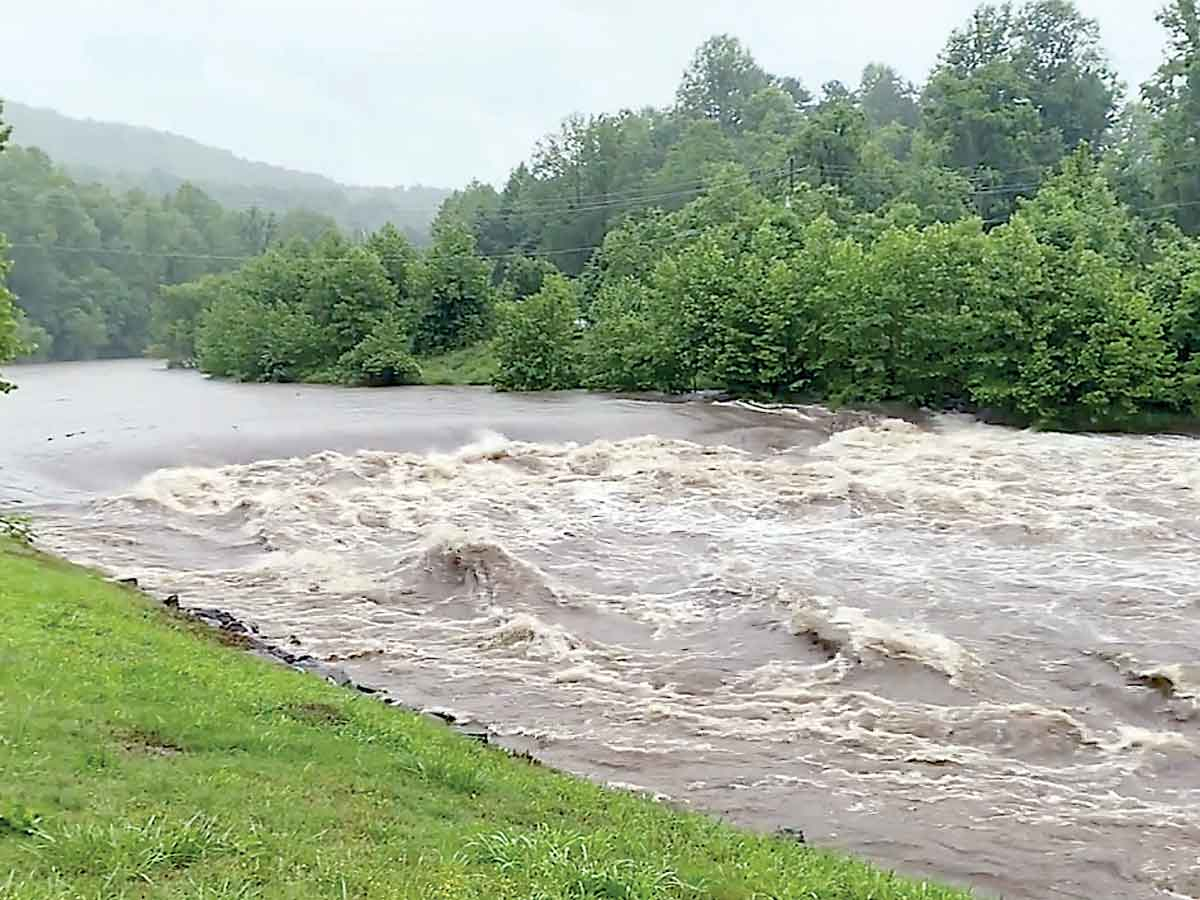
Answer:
[
  {"xmin": 652, "ymin": 120, "xmax": 739, "ymax": 204},
  {"xmin": 366, "ymin": 224, "xmax": 418, "ymax": 299},
  {"xmin": 1012, "ymin": 1, "xmax": 1121, "ymax": 150},
  {"xmin": 304, "ymin": 246, "xmax": 397, "ymax": 357},
  {"xmin": 1013, "ymin": 147, "xmax": 1137, "ymax": 261},
  {"xmin": 0, "ymin": 142, "xmax": 309, "ymax": 363},
  {"xmin": 0, "ymin": 102, "xmax": 17, "ymax": 392},
  {"xmin": 578, "ymin": 279, "xmax": 661, "ymax": 390},
  {"xmin": 496, "ymin": 255, "xmax": 558, "ymax": 301},
  {"xmin": 1141, "ymin": 237, "xmax": 1200, "ymax": 409},
  {"xmin": 920, "ymin": 1, "xmax": 1119, "ymax": 219},
  {"xmin": 676, "ymin": 35, "xmax": 772, "ymax": 132},
  {"xmin": 970, "ymin": 221, "xmax": 1174, "ymax": 424},
  {"xmin": 710, "ymin": 221, "xmax": 816, "ymax": 394},
  {"xmin": 1144, "ymin": 0, "xmax": 1200, "ymax": 233},
  {"xmin": 493, "ymin": 274, "xmax": 581, "ymax": 391},
  {"xmin": 274, "ymin": 208, "xmax": 341, "ymax": 245},
  {"xmin": 337, "ymin": 313, "xmax": 422, "ymax": 387},
  {"xmin": 151, "ymin": 275, "xmax": 228, "ymax": 366},
  {"xmin": 647, "ymin": 232, "xmax": 739, "ymax": 390},
  {"xmin": 860, "ymin": 63, "xmax": 920, "ymax": 129},
  {"xmin": 0, "ymin": 236, "xmax": 19, "ymax": 393},
  {"xmin": 412, "ymin": 223, "xmax": 493, "ymax": 354},
  {"xmin": 794, "ymin": 86, "xmax": 870, "ymax": 193},
  {"xmin": 1103, "ymin": 102, "xmax": 1160, "ymax": 211}
]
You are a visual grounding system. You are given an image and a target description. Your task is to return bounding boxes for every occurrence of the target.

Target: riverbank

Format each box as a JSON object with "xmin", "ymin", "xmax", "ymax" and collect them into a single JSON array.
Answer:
[
  {"xmin": 417, "ymin": 343, "xmax": 498, "ymax": 386},
  {"xmin": 0, "ymin": 537, "xmax": 972, "ymax": 899}
]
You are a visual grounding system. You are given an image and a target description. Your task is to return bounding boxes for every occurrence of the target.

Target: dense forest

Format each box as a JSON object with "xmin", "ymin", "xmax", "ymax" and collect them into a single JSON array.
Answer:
[
  {"xmin": 3, "ymin": 102, "xmax": 450, "ymax": 239},
  {"xmin": 0, "ymin": 143, "xmax": 354, "ymax": 362},
  {"xmin": 5, "ymin": 0, "xmax": 1200, "ymax": 428}
]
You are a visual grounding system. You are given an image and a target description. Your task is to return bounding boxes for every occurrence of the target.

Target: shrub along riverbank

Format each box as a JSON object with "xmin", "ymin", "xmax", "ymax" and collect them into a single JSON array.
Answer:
[
  {"xmin": 149, "ymin": 150, "xmax": 1200, "ymax": 432},
  {"xmin": 0, "ymin": 538, "xmax": 973, "ymax": 899}
]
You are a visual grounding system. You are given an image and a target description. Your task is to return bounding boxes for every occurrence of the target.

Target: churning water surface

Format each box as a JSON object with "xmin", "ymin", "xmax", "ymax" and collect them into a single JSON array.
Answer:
[{"xmin": 2, "ymin": 359, "xmax": 1198, "ymax": 899}]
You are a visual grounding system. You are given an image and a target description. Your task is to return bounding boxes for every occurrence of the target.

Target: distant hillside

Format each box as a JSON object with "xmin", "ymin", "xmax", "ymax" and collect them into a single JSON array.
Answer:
[{"xmin": 3, "ymin": 101, "xmax": 451, "ymax": 241}]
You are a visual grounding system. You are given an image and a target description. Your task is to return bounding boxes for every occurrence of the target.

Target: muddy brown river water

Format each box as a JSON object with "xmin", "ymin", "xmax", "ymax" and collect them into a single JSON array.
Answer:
[{"xmin": 2, "ymin": 359, "xmax": 1198, "ymax": 899}]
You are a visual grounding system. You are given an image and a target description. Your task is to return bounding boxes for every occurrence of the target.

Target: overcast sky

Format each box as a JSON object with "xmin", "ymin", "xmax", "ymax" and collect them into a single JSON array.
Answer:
[{"xmin": 0, "ymin": 1, "xmax": 1168, "ymax": 189}]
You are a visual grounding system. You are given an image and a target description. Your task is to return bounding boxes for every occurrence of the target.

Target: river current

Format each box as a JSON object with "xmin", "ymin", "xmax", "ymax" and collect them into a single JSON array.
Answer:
[{"xmin": 2, "ymin": 359, "xmax": 1198, "ymax": 899}]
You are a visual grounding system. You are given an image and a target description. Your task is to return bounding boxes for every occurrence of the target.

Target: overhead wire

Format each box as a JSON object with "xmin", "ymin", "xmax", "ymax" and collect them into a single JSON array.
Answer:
[
  {"xmin": 5, "ymin": 151, "xmax": 1200, "ymax": 265},
  {"xmin": 0, "ymin": 165, "xmax": 788, "ymax": 220}
]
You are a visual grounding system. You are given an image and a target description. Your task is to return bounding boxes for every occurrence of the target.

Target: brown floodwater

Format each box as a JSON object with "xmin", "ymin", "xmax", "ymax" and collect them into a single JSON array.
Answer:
[{"xmin": 2, "ymin": 359, "xmax": 1198, "ymax": 899}]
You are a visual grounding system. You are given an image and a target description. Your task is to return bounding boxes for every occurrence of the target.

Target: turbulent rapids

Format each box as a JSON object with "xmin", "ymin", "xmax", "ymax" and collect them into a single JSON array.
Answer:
[{"xmin": 4, "ymin": 361, "xmax": 1199, "ymax": 900}]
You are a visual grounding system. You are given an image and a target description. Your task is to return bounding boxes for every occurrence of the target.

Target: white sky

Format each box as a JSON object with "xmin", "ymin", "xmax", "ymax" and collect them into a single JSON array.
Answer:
[{"xmin": 0, "ymin": 1, "xmax": 1168, "ymax": 189}]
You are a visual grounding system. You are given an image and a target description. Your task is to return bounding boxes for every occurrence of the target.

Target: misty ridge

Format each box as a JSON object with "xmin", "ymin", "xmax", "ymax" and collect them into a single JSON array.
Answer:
[{"xmin": 2, "ymin": 101, "xmax": 451, "ymax": 240}]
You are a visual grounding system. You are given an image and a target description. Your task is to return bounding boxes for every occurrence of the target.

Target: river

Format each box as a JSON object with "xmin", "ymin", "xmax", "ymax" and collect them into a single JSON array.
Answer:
[{"xmin": 2, "ymin": 358, "xmax": 1198, "ymax": 899}]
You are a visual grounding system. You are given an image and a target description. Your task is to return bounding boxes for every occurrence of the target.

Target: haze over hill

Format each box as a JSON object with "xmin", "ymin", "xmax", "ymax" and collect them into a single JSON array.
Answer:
[
  {"xmin": 0, "ymin": 0, "xmax": 1164, "ymax": 187},
  {"xmin": 2, "ymin": 101, "xmax": 451, "ymax": 239}
]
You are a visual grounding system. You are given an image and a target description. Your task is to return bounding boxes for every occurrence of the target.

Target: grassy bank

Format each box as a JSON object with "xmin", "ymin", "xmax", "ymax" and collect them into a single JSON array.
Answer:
[
  {"xmin": 0, "ymin": 539, "xmax": 972, "ymax": 899},
  {"xmin": 418, "ymin": 343, "xmax": 497, "ymax": 386}
]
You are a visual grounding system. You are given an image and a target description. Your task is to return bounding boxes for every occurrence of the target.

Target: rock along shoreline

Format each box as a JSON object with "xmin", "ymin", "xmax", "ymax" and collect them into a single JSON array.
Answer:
[
  {"xmin": 111, "ymin": 575, "xmax": 807, "ymax": 845},
  {"xmin": 117, "ymin": 577, "xmax": 496, "ymax": 746}
]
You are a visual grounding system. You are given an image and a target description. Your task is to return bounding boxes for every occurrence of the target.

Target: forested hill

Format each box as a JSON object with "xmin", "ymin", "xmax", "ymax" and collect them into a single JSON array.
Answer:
[{"xmin": 2, "ymin": 102, "xmax": 451, "ymax": 238}]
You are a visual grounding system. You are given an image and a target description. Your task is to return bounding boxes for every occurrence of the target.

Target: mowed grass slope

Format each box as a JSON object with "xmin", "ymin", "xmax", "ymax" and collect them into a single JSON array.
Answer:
[{"xmin": 0, "ymin": 539, "xmax": 973, "ymax": 899}]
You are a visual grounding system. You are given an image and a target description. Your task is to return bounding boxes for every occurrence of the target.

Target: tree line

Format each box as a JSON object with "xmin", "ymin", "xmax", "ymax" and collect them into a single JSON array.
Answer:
[
  {"xmin": 5, "ymin": 1, "xmax": 1200, "ymax": 427},
  {"xmin": 0, "ymin": 139, "xmax": 356, "ymax": 363},
  {"xmin": 498, "ymin": 150, "xmax": 1200, "ymax": 428}
]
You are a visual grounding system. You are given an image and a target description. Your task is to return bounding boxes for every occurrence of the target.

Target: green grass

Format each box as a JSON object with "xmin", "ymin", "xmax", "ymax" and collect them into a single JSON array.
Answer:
[
  {"xmin": 418, "ymin": 343, "xmax": 498, "ymax": 386},
  {"xmin": 0, "ymin": 539, "xmax": 973, "ymax": 899}
]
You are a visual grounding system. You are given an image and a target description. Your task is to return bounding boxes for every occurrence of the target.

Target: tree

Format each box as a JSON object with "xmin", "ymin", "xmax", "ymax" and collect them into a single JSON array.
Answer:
[
  {"xmin": 675, "ymin": 35, "xmax": 772, "ymax": 132},
  {"xmin": 1141, "ymin": 236, "xmax": 1200, "ymax": 409},
  {"xmin": 496, "ymin": 255, "xmax": 558, "ymax": 301},
  {"xmin": 412, "ymin": 223, "xmax": 493, "ymax": 355},
  {"xmin": 0, "ymin": 236, "xmax": 19, "ymax": 393},
  {"xmin": 738, "ymin": 86, "xmax": 806, "ymax": 172},
  {"xmin": 710, "ymin": 221, "xmax": 818, "ymax": 394},
  {"xmin": 433, "ymin": 181, "xmax": 503, "ymax": 253},
  {"xmin": 493, "ymin": 274, "xmax": 581, "ymax": 391},
  {"xmin": 0, "ymin": 142, "xmax": 320, "ymax": 362},
  {"xmin": 1013, "ymin": 147, "xmax": 1137, "ymax": 261},
  {"xmin": 1012, "ymin": 1, "xmax": 1122, "ymax": 150},
  {"xmin": 0, "ymin": 103, "xmax": 17, "ymax": 392},
  {"xmin": 793, "ymin": 85, "xmax": 870, "ymax": 193},
  {"xmin": 1104, "ymin": 102, "xmax": 1160, "ymax": 211},
  {"xmin": 968, "ymin": 220, "xmax": 1174, "ymax": 424},
  {"xmin": 1144, "ymin": 0, "xmax": 1200, "ymax": 233},
  {"xmin": 196, "ymin": 290, "xmax": 324, "ymax": 384},
  {"xmin": 151, "ymin": 275, "xmax": 229, "ymax": 367},
  {"xmin": 578, "ymin": 280, "xmax": 660, "ymax": 390},
  {"xmin": 860, "ymin": 64, "xmax": 920, "ymax": 129},
  {"xmin": 304, "ymin": 246, "xmax": 397, "ymax": 357},
  {"xmin": 366, "ymin": 224, "xmax": 418, "ymax": 299},
  {"xmin": 274, "ymin": 208, "xmax": 341, "ymax": 245},
  {"xmin": 652, "ymin": 120, "xmax": 738, "ymax": 202},
  {"xmin": 777, "ymin": 77, "xmax": 814, "ymax": 111},
  {"xmin": 647, "ymin": 233, "xmax": 739, "ymax": 390},
  {"xmin": 920, "ymin": 1, "xmax": 1120, "ymax": 219},
  {"xmin": 337, "ymin": 313, "xmax": 422, "ymax": 387}
]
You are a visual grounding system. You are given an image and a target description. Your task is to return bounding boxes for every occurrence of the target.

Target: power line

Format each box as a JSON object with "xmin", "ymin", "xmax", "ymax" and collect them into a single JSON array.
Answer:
[
  {"xmin": 981, "ymin": 197, "xmax": 1200, "ymax": 226},
  {"xmin": 14, "ymin": 188, "xmax": 1200, "ymax": 266},
  {"xmin": 0, "ymin": 165, "xmax": 788, "ymax": 221},
  {"xmin": 4, "ymin": 227, "xmax": 706, "ymax": 266},
  {"xmin": 6, "ymin": 152, "xmax": 1191, "ymax": 224}
]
